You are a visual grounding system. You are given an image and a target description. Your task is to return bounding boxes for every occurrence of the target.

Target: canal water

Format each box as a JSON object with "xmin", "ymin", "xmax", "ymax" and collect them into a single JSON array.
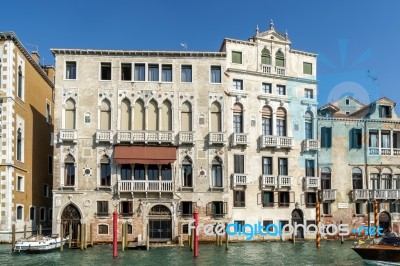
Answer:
[{"xmin": 0, "ymin": 241, "xmax": 367, "ymax": 265}]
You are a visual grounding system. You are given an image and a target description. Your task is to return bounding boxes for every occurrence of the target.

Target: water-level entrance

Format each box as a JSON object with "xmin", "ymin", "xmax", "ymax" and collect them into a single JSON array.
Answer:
[
  {"xmin": 61, "ymin": 204, "xmax": 81, "ymax": 247},
  {"xmin": 148, "ymin": 205, "xmax": 172, "ymax": 242}
]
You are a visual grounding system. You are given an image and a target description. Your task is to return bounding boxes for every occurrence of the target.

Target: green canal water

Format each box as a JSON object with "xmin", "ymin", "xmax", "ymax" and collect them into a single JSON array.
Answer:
[{"xmin": 0, "ymin": 241, "xmax": 368, "ymax": 265}]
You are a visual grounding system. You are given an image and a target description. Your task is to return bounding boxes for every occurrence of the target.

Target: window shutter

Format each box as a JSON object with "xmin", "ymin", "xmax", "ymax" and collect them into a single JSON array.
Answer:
[
  {"xmin": 257, "ymin": 193, "xmax": 262, "ymax": 205},
  {"xmin": 223, "ymin": 202, "xmax": 227, "ymax": 214},
  {"xmin": 129, "ymin": 202, "xmax": 133, "ymax": 214},
  {"xmin": 206, "ymin": 202, "xmax": 212, "ymax": 216},
  {"xmin": 274, "ymin": 192, "xmax": 278, "ymax": 206},
  {"xmin": 290, "ymin": 191, "xmax": 295, "ymax": 203},
  {"xmin": 327, "ymin": 127, "xmax": 332, "ymax": 148}
]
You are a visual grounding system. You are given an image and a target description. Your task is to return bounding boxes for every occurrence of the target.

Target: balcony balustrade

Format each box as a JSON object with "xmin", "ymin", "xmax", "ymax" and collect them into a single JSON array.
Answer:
[
  {"xmin": 231, "ymin": 133, "xmax": 248, "ymax": 147},
  {"xmin": 118, "ymin": 180, "xmax": 173, "ymax": 192},
  {"xmin": 260, "ymin": 135, "xmax": 293, "ymax": 149},
  {"xmin": 59, "ymin": 130, "xmax": 77, "ymax": 143},
  {"xmin": 96, "ymin": 130, "xmax": 113, "ymax": 143}
]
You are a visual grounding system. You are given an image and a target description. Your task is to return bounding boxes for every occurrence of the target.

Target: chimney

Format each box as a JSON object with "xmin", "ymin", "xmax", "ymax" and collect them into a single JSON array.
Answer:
[
  {"xmin": 44, "ymin": 66, "xmax": 55, "ymax": 83},
  {"xmin": 31, "ymin": 51, "xmax": 40, "ymax": 65}
]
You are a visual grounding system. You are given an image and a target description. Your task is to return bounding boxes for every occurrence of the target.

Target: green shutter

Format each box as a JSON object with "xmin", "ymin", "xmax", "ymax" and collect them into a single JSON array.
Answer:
[
  {"xmin": 232, "ymin": 51, "xmax": 242, "ymax": 64},
  {"xmin": 303, "ymin": 62, "xmax": 312, "ymax": 74}
]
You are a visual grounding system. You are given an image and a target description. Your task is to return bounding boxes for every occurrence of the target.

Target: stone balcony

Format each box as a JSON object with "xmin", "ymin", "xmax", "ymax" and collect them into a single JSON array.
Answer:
[
  {"xmin": 302, "ymin": 139, "xmax": 320, "ymax": 151},
  {"xmin": 231, "ymin": 133, "xmax": 248, "ymax": 147},
  {"xmin": 117, "ymin": 180, "xmax": 173, "ymax": 192},
  {"xmin": 278, "ymin": 175, "xmax": 292, "ymax": 188},
  {"xmin": 117, "ymin": 130, "xmax": 174, "ymax": 144},
  {"xmin": 209, "ymin": 132, "xmax": 226, "ymax": 145},
  {"xmin": 178, "ymin": 131, "xmax": 194, "ymax": 145},
  {"xmin": 96, "ymin": 130, "xmax": 113, "ymax": 143},
  {"xmin": 260, "ymin": 135, "xmax": 293, "ymax": 149},
  {"xmin": 260, "ymin": 175, "xmax": 277, "ymax": 189},
  {"xmin": 304, "ymin": 176, "xmax": 320, "ymax": 190},
  {"xmin": 369, "ymin": 147, "xmax": 400, "ymax": 156},
  {"xmin": 59, "ymin": 130, "xmax": 78, "ymax": 143},
  {"xmin": 351, "ymin": 189, "xmax": 370, "ymax": 201},
  {"xmin": 321, "ymin": 189, "xmax": 336, "ymax": 201},
  {"xmin": 231, "ymin": 174, "xmax": 248, "ymax": 188}
]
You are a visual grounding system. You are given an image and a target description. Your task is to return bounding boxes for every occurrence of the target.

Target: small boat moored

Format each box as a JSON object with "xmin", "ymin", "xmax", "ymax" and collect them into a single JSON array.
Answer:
[
  {"xmin": 352, "ymin": 236, "xmax": 400, "ymax": 264},
  {"xmin": 14, "ymin": 234, "xmax": 69, "ymax": 253}
]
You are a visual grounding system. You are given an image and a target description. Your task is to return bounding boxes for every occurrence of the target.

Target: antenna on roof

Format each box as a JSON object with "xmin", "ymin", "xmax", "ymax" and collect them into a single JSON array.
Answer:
[
  {"xmin": 180, "ymin": 42, "xmax": 188, "ymax": 50},
  {"xmin": 26, "ymin": 43, "xmax": 39, "ymax": 53}
]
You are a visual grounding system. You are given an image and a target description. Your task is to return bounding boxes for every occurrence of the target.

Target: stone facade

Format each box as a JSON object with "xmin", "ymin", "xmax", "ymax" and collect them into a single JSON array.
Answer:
[{"xmin": 0, "ymin": 32, "xmax": 54, "ymax": 242}]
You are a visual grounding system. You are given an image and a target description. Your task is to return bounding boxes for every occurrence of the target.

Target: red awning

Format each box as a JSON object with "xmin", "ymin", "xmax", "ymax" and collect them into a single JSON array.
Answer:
[{"xmin": 114, "ymin": 146, "xmax": 177, "ymax": 164}]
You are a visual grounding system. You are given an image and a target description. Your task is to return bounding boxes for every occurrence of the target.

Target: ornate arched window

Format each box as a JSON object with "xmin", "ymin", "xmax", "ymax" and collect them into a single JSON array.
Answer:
[
  {"xmin": 321, "ymin": 168, "xmax": 331, "ymax": 189},
  {"xmin": 305, "ymin": 111, "xmax": 313, "ymax": 139},
  {"xmin": 148, "ymin": 100, "xmax": 158, "ymax": 130},
  {"xmin": 210, "ymin": 102, "xmax": 222, "ymax": 132},
  {"xmin": 16, "ymin": 128, "xmax": 22, "ymax": 161},
  {"xmin": 100, "ymin": 155, "xmax": 111, "ymax": 186},
  {"xmin": 162, "ymin": 100, "xmax": 172, "ymax": 131},
  {"xmin": 212, "ymin": 156, "xmax": 223, "ymax": 188},
  {"xmin": 352, "ymin": 168, "xmax": 363, "ymax": 189},
  {"xmin": 275, "ymin": 51, "xmax": 285, "ymax": 67},
  {"xmin": 261, "ymin": 48, "xmax": 271, "ymax": 65},
  {"xmin": 182, "ymin": 156, "xmax": 193, "ymax": 188},
  {"xmin": 100, "ymin": 99, "xmax": 111, "ymax": 130},
  {"xmin": 134, "ymin": 99, "xmax": 145, "ymax": 130},
  {"xmin": 181, "ymin": 102, "xmax": 192, "ymax": 131},
  {"xmin": 18, "ymin": 65, "xmax": 23, "ymax": 98},
  {"xmin": 262, "ymin": 105, "xmax": 272, "ymax": 135},
  {"xmin": 120, "ymin": 99, "xmax": 131, "ymax": 130},
  {"xmin": 65, "ymin": 98, "xmax": 76, "ymax": 129},
  {"xmin": 233, "ymin": 103, "xmax": 243, "ymax": 133},
  {"xmin": 276, "ymin": 107, "xmax": 287, "ymax": 136},
  {"xmin": 64, "ymin": 154, "xmax": 75, "ymax": 186}
]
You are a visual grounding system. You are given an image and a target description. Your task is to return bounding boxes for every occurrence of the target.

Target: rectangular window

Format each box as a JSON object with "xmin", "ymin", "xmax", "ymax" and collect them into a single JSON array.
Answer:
[
  {"xmin": 66, "ymin": 61, "xmax": 76, "ymax": 79},
  {"xmin": 305, "ymin": 192, "xmax": 317, "ymax": 208},
  {"xmin": 43, "ymin": 184, "xmax": 49, "ymax": 198},
  {"xmin": 134, "ymin": 63, "xmax": 145, "ymax": 81},
  {"xmin": 182, "ymin": 165, "xmax": 193, "ymax": 187},
  {"xmin": 210, "ymin": 66, "xmax": 221, "ymax": 83},
  {"xmin": 379, "ymin": 105, "xmax": 392, "ymax": 118},
  {"xmin": 100, "ymin": 62, "xmax": 111, "ymax": 80},
  {"xmin": 277, "ymin": 85, "xmax": 286, "ymax": 95},
  {"xmin": 262, "ymin": 157, "xmax": 272, "ymax": 175},
  {"xmin": 350, "ymin": 128, "xmax": 362, "ymax": 149},
  {"xmin": 232, "ymin": 79, "xmax": 243, "ymax": 90},
  {"xmin": 98, "ymin": 225, "xmax": 109, "ymax": 234},
  {"xmin": 30, "ymin": 207, "xmax": 35, "ymax": 220},
  {"xmin": 97, "ymin": 201, "xmax": 109, "ymax": 215},
  {"xmin": 147, "ymin": 165, "xmax": 159, "ymax": 180},
  {"xmin": 262, "ymin": 191, "xmax": 274, "ymax": 207},
  {"xmin": 262, "ymin": 83, "xmax": 271, "ymax": 93},
  {"xmin": 161, "ymin": 64, "xmax": 172, "ymax": 82},
  {"xmin": 17, "ymin": 176, "xmax": 24, "ymax": 191},
  {"xmin": 381, "ymin": 131, "xmax": 391, "ymax": 148},
  {"xmin": 234, "ymin": 155, "xmax": 244, "ymax": 174},
  {"xmin": 148, "ymin": 64, "xmax": 159, "ymax": 81},
  {"xmin": 120, "ymin": 201, "xmax": 133, "ymax": 215},
  {"xmin": 280, "ymin": 220, "xmax": 290, "ymax": 231},
  {"xmin": 233, "ymin": 114, "xmax": 243, "ymax": 133},
  {"xmin": 161, "ymin": 164, "xmax": 172, "ymax": 180},
  {"xmin": 305, "ymin": 121, "xmax": 312, "ymax": 139},
  {"xmin": 17, "ymin": 206, "xmax": 23, "ymax": 220},
  {"xmin": 64, "ymin": 163, "xmax": 75, "ymax": 186},
  {"xmin": 304, "ymin": 89, "xmax": 313, "ymax": 99},
  {"xmin": 278, "ymin": 158, "xmax": 288, "ymax": 176},
  {"xmin": 212, "ymin": 164, "xmax": 223, "ymax": 187},
  {"xmin": 234, "ymin": 190, "xmax": 245, "ymax": 207},
  {"xmin": 48, "ymin": 155, "xmax": 53, "ymax": 175},
  {"xmin": 232, "ymin": 51, "xmax": 242, "ymax": 64},
  {"xmin": 100, "ymin": 164, "xmax": 111, "ymax": 186},
  {"xmin": 303, "ymin": 62, "xmax": 312, "ymax": 75},
  {"xmin": 46, "ymin": 102, "xmax": 51, "ymax": 124},
  {"xmin": 369, "ymin": 130, "xmax": 378, "ymax": 147},
  {"xmin": 181, "ymin": 65, "xmax": 192, "ymax": 82},
  {"xmin": 320, "ymin": 127, "xmax": 332, "ymax": 148},
  {"xmin": 263, "ymin": 220, "xmax": 274, "ymax": 233},
  {"xmin": 40, "ymin": 208, "xmax": 46, "ymax": 221},
  {"xmin": 182, "ymin": 224, "xmax": 189, "ymax": 234},
  {"xmin": 305, "ymin": 160, "xmax": 315, "ymax": 177},
  {"xmin": 277, "ymin": 119, "xmax": 286, "ymax": 136},
  {"xmin": 121, "ymin": 63, "xmax": 132, "ymax": 81},
  {"xmin": 370, "ymin": 174, "xmax": 379, "ymax": 190},
  {"xmin": 234, "ymin": 220, "xmax": 245, "ymax": 227},
  {"xmin": 210, "ymin": 201, "xmax": 226, "ymax": 217},
  {"xmin": 322, "ymin": 203, "xmax": 331, "ymax": 215},
  {"xmin": 181, "ymin": 201, "xmax": 193, "ymax": 216},
  {"xmin": 306, "ymin": 220, "xmax": 316, "ymax": 232},
  {"xmin": 355, "ymin": 203, "xmax": 363, "ymax": 215},
  {"xmin": 279, "ymin": 191, "xmax": 290, "ymax": 207}
]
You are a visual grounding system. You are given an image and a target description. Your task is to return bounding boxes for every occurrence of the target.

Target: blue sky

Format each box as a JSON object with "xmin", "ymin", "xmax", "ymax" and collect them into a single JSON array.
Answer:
[{"xmin": 2, "ymin": 0, "xmax": 400, "ymax": 109}]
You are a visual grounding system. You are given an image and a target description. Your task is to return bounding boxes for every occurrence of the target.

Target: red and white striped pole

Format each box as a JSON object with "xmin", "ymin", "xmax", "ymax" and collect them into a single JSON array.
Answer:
[
  {"xmin": 193, "ymin": 211, "xmax": 199, "ymax": 257},
  {"xmin": 113, "ymin": 211, "xmax": 118, "ymax": 257}
]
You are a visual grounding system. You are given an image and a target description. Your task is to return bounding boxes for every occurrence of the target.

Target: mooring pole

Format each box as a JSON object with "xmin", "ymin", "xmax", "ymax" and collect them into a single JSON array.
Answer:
[
  {"xmin": 11, "ymin": 224, "xmax": 16, "ymax": 252},
  {"xmin": 225, "ymin": 223, "xmax": 229, "ymax": 250},
  {"xmin": 146, "ymin": 223, "xmax": 150, "ymax": 251},
  {"xmin": 39, "ymin": 224, "xmax": 42, "ymax": 236},
  {"xmin": 374, "ymin": 200, "xmax": 379, "ymax": 227},
  {"xmin": 90, "ymin": 223, "xmax": 93, "ymax": 247},
  {"xmin": 122, "ymin": 222, "xmax": 125, "ymax": 251},
  {"xmin": 24, "ymin": 224, "xmax": 26, "ymax": 239},
  {"xmin": 69, "ymin": 224, "xmax": 72, "ymax": 248},
  {"xmin": 316, "ymin": 199, "xmax": 321, "ymax": 248},
  {"xmin": 60, "ymin": 223, "xmax": 64, "ymax": 252},
  {"xmin": 113, "ymin": 211, "xmax": 118, "ymax": 257},
  {"xmin": 193, "ymin": 211, "xmax": 199, "ymax": 257}
]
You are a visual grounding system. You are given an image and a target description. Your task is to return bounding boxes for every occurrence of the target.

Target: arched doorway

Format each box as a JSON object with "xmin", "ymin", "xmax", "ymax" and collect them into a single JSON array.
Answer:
[
  {"xmin": 292, "ymin": 209, "xmax": 304, "ymax": 238},
  {"xmin": 61, "ymin": 204, "xmax": 81, "ymax": 246},
  {"xmin": 148, "ymin": 205, "xmax": 172, "ymax": 242},
  {"xmin": 379, "ymin": 211, "xmax": 391, "ymax": 233}
]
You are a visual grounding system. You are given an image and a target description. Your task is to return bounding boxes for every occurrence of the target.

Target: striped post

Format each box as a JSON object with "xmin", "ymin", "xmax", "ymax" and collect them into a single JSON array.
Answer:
[
  {"xmin": 374, "ymin": 200, "xmax": 379, "ymax": 227},
  {"xmin": 316, "ymin": 199, "xmax": 320, "ymax": 248}
]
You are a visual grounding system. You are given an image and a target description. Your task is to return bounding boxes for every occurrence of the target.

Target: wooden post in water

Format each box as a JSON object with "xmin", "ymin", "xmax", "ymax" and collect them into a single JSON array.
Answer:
[
  {"xmin": 113, "ymin": 211, "xmax": 118, "ymax": 257},
  {"xmin": 84, "ymin": 223, "xmax": 87, "ymax": 249},
  {"xmin": 190, "ymin": 228, "xmax": 194, "ymax": 251},
  {"xmin": 77, "ymin": 224, "xmax": 81, "ymax": 249},
  {"xmin": 146, "ymin": 223, "xmax": 150, "ymax": 251},
  {"xmin": 11, "ymin": 224, "xmax": 16, "ymax": 252},
  {"xmin": 60, "ymin": 223, "xmax": 64, "ymax": 252},
  {"xmin": 374, "ymin": 200, "xmax": 379, "ymax": 227},
  {"xmin": 69, "ymin": 224, "xmax": 72, "ymax": 248},
  {"xmin": 122, "ymin": 223, "xmax": 125, "ymax": 251},
  {"xmin": 81, "ymin": 224, "xmax": 84, "ymax": 250},
  {"xmin": 24, "ymin": 224, "xmax": 26, "ymax": 239},
  {"xmin": 90, "ymin": 223, "xmax": 93, "ymax": 247},
  {"xmin": 316, "ymin": 199, "xmax": 321, "ymax": 248},
  {"xmin": 124, "ymin": 223, "xmax": 128, "ymax": 247},
  {"xmin": 292, "ymin": 220, "xmax": 296, "ymax": 244},
  {"xmin": 225, "ymin": 223, "xmax": 229, "ymax": 250},
  {"xmin": 193, "ymin": 211, "xmax": 199, "ymax": 257},
  {"xmin": 39, "ymin": 224, "xmax": 42, "ymax": 236},
  {"xmin": 188, "ymin": 232, "xmax": 191, "ymax": 249}
]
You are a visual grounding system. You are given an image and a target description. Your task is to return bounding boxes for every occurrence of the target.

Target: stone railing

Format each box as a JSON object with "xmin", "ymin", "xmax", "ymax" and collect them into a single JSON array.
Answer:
[
  {"xmin": 209, "ymin": 132, "xmax": 226, "ymax": 145},
  {"xmin": 96, "ymin": 130, "xmax": 113, "ymax": 143},
  {"xmin": 260, "ymin": 135, "xmax": 293, "ymax": 149},
  {"xmin": 59, "ymin": 130, "xmax": 78, "ymax": 143},
  {"xmin": 118, "ymin": 180, "xmax": 173, "ymax": 192},
  {"xmin": 231, "ymin": 133, "xmax": 248, "ymax": 147}
]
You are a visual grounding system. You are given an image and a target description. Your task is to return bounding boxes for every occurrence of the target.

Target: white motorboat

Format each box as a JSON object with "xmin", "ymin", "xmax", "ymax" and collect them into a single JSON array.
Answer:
[{"xmin": 14, "ymin": 234, "xmax": 69, "ymax": 253}]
